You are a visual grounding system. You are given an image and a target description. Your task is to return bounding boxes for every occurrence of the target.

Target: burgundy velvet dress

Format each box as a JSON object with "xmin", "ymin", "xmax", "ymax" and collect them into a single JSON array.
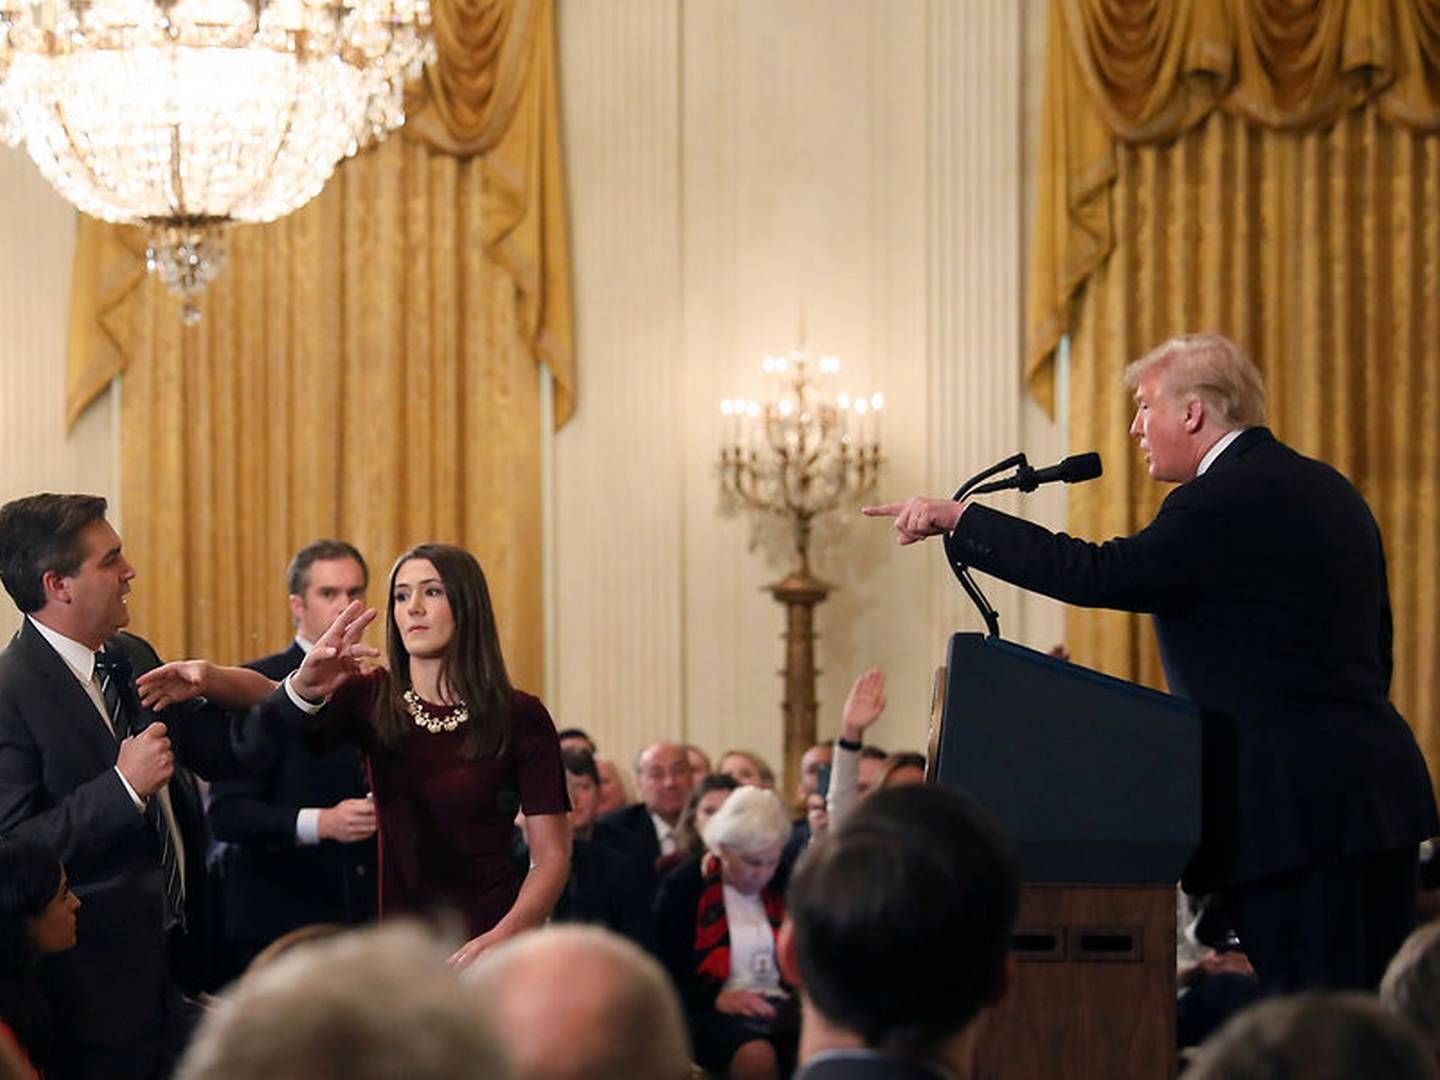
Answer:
[{"xmin": 322, "ymin": 669, "xmax": 568, "ymax": 936}]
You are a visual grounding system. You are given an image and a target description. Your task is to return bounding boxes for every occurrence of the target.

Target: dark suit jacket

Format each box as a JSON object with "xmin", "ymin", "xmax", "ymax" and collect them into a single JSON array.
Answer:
[
  {"xmin": 597, "ymin": 802, "xmax": 663, "ymax": 867},
  {"xmin": 947, "ymin": 427, "xmax": 1438, "ymax": 888},
  {"xmin": 550, "ymin": 835, "xmax": 658, "ymax": 952},
  {"xmin": 207, "ymin": 641, "xmax": 376, "ymax": 945},
  {"xmin": 0, "ymin": 620, "xmax": 296, "ymax": 1071}
]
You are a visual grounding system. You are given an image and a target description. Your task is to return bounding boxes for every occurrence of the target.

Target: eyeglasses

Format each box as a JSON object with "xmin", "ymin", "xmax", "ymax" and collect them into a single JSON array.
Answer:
[{"xmin": 640, "ymin": 765, "xmax": 692, "ymax": 783}]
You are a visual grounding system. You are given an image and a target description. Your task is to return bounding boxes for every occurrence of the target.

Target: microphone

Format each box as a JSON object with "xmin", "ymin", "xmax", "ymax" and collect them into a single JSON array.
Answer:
[{"xmin": 972, "ymin": 452, "xmax": 1102, "ymax": 495}]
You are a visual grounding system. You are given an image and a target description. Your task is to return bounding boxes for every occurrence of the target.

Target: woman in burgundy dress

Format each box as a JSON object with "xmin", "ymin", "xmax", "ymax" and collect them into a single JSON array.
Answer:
[{"xmin": 140, "ymin": 543, "xmax": 571, "ymax": 968}]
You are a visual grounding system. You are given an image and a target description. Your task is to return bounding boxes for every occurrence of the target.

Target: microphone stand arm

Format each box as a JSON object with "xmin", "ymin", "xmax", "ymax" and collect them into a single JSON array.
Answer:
[{"xmin": 943, "ymin": 454, "xmax": 1028, "ymax": 640}]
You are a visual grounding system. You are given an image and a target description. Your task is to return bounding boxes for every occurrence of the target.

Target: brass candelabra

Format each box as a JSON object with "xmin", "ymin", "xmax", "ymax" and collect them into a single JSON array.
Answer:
[{"xmin": 718, "ymin": 347, "xmax": 883, "ymax": 794}]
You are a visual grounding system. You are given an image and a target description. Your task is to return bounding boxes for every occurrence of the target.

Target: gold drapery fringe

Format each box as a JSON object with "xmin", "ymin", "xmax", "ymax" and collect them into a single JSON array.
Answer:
[
  {"xmin": 62, "ymin": 0, "xmax": 571, "ymax": 685},
  {"xmin": 1064, "ymin": 107, "xmax": 1440, "ymax": 786},
  {"xmin": 1030, "ymin": 0, "xmax": 1440, "ymax": 411}
]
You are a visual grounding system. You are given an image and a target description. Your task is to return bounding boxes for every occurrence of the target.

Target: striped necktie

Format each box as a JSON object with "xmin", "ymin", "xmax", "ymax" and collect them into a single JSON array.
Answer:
[{"xmin": 95, "ymin": 649, "xmax": 186, "ymax": 932}]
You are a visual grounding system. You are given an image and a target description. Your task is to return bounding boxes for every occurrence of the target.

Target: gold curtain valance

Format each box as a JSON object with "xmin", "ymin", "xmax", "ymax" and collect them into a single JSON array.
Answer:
[
  {"xmin": 1029, "ymin": 0, "xmax": 1440, "ymax": 412},
  {"xmin": 65, "ymin": 0, "xmax": 574, "ymax": 430}
]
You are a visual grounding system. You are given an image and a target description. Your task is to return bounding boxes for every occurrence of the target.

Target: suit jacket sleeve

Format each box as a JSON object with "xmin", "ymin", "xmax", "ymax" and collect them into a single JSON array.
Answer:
[
  {"xmin": 949, "ymin": 489, "xmax": 1222, "ymax": 616},
  {"xmin": 0, "ymin": 710, "xmax": 143, "ymax": 862},
  {"xmin": 207, "ymin": 771, "xmax": 304, "ymax": 845}
]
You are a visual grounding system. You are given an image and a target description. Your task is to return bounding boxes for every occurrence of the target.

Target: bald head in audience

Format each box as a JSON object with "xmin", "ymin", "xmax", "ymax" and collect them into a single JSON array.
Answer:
[
  {"xmin": 175, "ymin": 923, "xmax": 511, "ymax": 1080},
  {"xmin": 465, "ymin": 925, "xmax": 691, "ymax": 1080},
  {"xmin": 1187, "ymin": 993, "xmax": 1437, "ymax": 1080}
]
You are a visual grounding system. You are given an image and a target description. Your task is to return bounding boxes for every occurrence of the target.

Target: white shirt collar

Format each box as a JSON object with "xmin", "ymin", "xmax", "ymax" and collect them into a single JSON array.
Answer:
[
  {"xmin": 295, "ymin": 634, "xmax": 316, "ymax": 654},
  {"xmin": 28, "ymin": 616, "xmax": 101, "ymax": 683},
  {"xmin": 1197, "ymin": 427, "xmax": 1246, "ymax": 477}
]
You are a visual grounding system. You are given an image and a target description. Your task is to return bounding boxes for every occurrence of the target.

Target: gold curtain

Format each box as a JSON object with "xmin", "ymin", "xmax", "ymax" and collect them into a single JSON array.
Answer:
[
  {"xmin": 63, "ymin": 0, "xmax": 573, "ymax": 690},
  {"xmin": 1039, "ymin": 0, "xmax": 1440, "ymax": 780}
]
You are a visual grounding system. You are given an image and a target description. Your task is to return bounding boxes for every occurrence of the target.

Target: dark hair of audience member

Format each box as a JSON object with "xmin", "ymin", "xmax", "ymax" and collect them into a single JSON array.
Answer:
[
  {"xmin": 557, "ymin": 728, "xmax": 598, "ymax": 754},
  {"xmin": 287, "ymin": 539, "xmax": 369, "ymax": 596},
  {"xmin": 788, "ymin": 785, "xmax": 1019, "ymax": 1053},
  {"xmin": 673, "ymin": 773, "xmax": 740, "ymax": 856},
  {"xmin": 375, "ymin": 543, "xmax": 513, "ymax": 761},
  {"xmin": 562, "ymin": 746, "xmax": 601, "ymax": 787},
  {"xmin": 0, "ymin": 841, "xmax": 67, "ymax": 1066},
  {"xmin": 0, "ymin": 493, "xmax": 108, "ymax": 613},
  {"xmin": 858, "ymin": 745, "xmax": 888, "ymax": 762},
  {"xmin": 1186, "ymin": 992, "xmax": 1438, "ymax": 1080},
  {"xmin": 877, "ymin": 752, "xmax": 927, "ymax": 788}
]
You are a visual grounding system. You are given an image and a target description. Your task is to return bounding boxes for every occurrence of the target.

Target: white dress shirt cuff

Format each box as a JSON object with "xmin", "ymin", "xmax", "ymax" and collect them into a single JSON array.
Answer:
[
  {"xmin": 284, "ymin": 673, "xmax": 325, "ymax": 714},
  {"xmin": 296, "ymin": 808, "xmax": 322, "ymax": 845},
  {"xmin": 113, "ymin": 766, "xmax": 146, "ymax": 811}
]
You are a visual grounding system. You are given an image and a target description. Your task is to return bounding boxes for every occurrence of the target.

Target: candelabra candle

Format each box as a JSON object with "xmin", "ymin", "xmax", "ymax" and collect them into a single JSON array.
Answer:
[{"xmin": 718, "ymin": 348, "xmax": 884, "ymax": 577}]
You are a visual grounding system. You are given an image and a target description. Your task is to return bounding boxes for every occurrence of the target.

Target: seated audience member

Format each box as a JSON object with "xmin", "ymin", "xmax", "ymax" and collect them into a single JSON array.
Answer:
[
  {"xmin": 718, "ymin": 750, "xmax": 776, "ymax": 790},
  {"xmin": 550, "ymin": 747, "xmax": 658, "ymax": 949},
  {"xmin": 174, "ymin": 924, "xmax": 511, "ymax": 1080},
  {"xmin": 796, "ymin": 743, "xmax": 832, "ymax": 808},
  {"xmin": 464, "ymin": 925, "xmax": 692, "ymax": 1080},
  {"xmin": 1176, "ymin": 891, "xmax": 1261, "ymax": 1049},
  {"xmin": 558, "ymin": 728, "xmax": 598, "ymax": 755},
  {"xmin": 780, "ymin": 785, "xmax": 1019, "ymax": 1079},
  {"xmin": 781, "ymin": 744, "xmax": 834, "ymax": 865},
  {"xmin": 684, "ymin": 744, "xmax": 713, "ymax": 779},
  {"xmin": 1186, "ymin": 993, "xmax": 1437, "ymax": 1080},
  {"xmin": 0, "ymin": 841, "xmax": 80, "ymax": 1076},
  {"xmin": 657, "ymin": 773, "xmax": 740, "ymax": 877},
  {"xmin": 595, "ymin": 757, "xmax": 633, "ymax": 816},
  {"xmin": 1382, "ymin": 921, "xmax": 1440, "ymax": 1064},
  {"xmin": 655, "ymin": 787, "xmax": 797, "ymax": 1080},
  {"xmin": 602, "ymin": 743, "xmax": 695, "ymax": 867},
  {"xmin": 827, "ymin": 669, "xmax": 888, "ymax": 826},
  {"xmin": 876, "ymin": 752, "xmax": 927, "ymax": 789},
  {"xmin": 208, "ymin": 539, "xmax": 377, "ymax": 974}
]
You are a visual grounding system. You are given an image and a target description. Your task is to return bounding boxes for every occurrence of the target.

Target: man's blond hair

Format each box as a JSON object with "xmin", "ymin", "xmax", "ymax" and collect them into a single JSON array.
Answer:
[{"xmin": 1124, "ymin": 333, "xmax": 1267, "ymax": 429}]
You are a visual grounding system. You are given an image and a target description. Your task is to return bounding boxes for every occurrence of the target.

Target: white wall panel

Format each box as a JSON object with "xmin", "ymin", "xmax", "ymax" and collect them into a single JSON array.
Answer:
[{"xmin": 0, "ymin": 148, "xmax": 119, "ymax": 643}]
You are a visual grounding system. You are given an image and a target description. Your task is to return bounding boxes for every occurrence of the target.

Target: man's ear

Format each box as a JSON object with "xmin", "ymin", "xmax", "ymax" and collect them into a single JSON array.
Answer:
[
  {"xmin": 777, "ymin": 917, "xmax": 802, "ymax": 987},
  {"xmin": 1184, "ymin": 396, "xmax": 1206, "ymax": 433},
  {"xmin": 41, "ymin": 570, "xmax": 71, "ymax": 606},
  {"xmin": 288, "ymin": 593, "xmax": 306, "ymax": 626}
]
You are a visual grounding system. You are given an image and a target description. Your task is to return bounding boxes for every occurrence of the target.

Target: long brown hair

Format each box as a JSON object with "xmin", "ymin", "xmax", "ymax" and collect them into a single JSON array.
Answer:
[{"xmin": 374, "ymin": 543, "xmax": 513, "ymax": 759}]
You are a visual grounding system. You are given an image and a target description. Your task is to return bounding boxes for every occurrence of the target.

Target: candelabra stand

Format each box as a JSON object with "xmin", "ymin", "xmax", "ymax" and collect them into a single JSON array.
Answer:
[{"xmin": 718, "ymin": 347, "xmax": 883, "ymax": 794}]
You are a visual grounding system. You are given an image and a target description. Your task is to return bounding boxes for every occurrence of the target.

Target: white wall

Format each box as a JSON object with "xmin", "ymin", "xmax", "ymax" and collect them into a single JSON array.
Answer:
[
  {"xmin": 0, "ymin": 146, "xmax": 120, "ymax": 643},
  {"xmin": 553, "ymin": 0, "xmax": 1063, "ymax": 776}
]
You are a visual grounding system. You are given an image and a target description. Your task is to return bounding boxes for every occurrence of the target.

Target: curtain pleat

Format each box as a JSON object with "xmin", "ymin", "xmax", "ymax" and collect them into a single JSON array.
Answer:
[{"xmin": 62, "ymin": 0, "xmax": 569, "ymax": 687}]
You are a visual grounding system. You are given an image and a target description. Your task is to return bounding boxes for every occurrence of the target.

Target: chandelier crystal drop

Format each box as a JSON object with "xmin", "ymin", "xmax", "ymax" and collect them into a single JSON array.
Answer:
[{"xmin": 0, "ymin": 0, "xmax": 434, "ymax": 316}]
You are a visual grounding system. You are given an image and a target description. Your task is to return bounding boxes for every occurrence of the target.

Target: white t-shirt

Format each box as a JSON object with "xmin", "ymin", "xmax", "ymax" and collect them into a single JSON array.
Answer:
[{"xmin": 721, "ymin": 884, "xmax": 780, "ymax": 993}]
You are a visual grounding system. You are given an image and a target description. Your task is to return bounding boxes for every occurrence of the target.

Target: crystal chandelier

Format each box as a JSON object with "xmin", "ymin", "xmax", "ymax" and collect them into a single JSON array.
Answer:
[{"xmin": 0, "ymin": 0, "xmax": 433, "ymax": 322}]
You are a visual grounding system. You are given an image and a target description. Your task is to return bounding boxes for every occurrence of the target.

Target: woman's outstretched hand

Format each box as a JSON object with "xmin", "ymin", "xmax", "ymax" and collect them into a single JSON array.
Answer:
[
  {"xmin": 137, "ymin": 661, "xmax": 277, "ymax": 711},
  {"xmin": 291, "ymin": 601, "xmax": 380, "ymax": 703}
]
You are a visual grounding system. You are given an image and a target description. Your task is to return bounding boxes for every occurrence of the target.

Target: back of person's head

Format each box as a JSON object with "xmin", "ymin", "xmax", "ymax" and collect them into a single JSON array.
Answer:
[
  {"xmin": 0, "ymin": 493, "xmax": 108, "ymax": 613},
  {"xmin": 175, "ymin": 923, "xmax": 511, "ymax": 1080},
  {"xmin": 1187, "ymin": 992, "xmax": 1437, "ymax": 1080},
  {"xmin": 785, "ymin": 785, "xmax": 1019, "ymax": 1053},
  {"xmin": 1123, "ymin": 332, "xmax": 1267, "ymax": 429},
  {"xmin": 464, "ymin": 925, "xmax": 690, "ymax": 1080},
  {"xmin": 1383, "ymin": 921, "xmax": 1440, "ymax": 1058},
  {"xmin": 562, "ymin": 745, "xmax": 601, "ymax": 786}
]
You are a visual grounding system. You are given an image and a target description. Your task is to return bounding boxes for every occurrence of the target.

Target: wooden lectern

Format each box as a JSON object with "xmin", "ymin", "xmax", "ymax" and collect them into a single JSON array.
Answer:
[{"xmin": 929, "ymin": 634, "xmax": 1202, "ymax": 1080}]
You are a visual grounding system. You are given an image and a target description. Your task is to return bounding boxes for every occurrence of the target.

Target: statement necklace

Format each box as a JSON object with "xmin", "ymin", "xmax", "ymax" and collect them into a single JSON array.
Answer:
[{"xmin": 403, "ymin": 688, "xmax": 469, "ymax": 733}]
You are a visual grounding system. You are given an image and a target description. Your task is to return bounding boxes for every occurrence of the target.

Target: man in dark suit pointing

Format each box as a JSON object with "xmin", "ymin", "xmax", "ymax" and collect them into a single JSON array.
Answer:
[
  {"xmin": 0, "ymin": 494, "xmax": 296, "ymax": 1078},
  {"xmin": 865, "ymin": 333, "xmax": 1438, "ymax": 993}
]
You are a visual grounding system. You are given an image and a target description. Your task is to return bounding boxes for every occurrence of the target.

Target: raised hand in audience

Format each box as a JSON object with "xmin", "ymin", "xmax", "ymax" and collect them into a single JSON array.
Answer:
[{"xmin": 841, "ymin": 667, "xmax": 886, "ymax": 742}]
